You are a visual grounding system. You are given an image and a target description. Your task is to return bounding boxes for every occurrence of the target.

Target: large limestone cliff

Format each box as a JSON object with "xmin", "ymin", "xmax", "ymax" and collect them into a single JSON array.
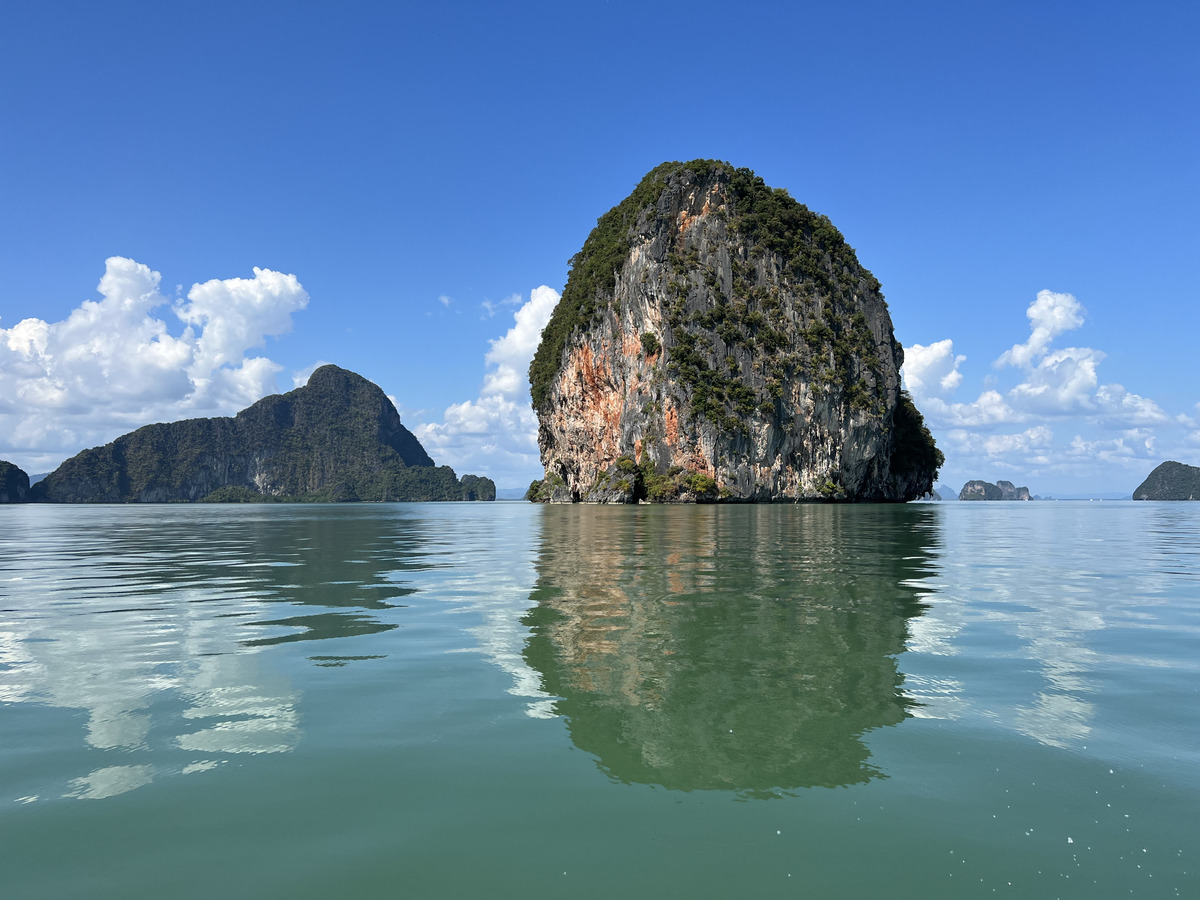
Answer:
[{"xmin": 528, "ymin": 160, "xmax": 941, "ymax": 503}]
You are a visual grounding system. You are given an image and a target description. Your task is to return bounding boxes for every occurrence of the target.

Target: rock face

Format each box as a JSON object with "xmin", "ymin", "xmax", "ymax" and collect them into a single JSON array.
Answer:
[
  {"xmin": 959, "ymin": 479, "xmax": 1031, "ymax": 501},
  {"xmin": 528, "ymin": 160, "xmax": 941, "ymax": 503},
  {"xmin": 32, "ymin": 365, "xmax": 496, "ymax": 503},
  {"xmin": 0, "ymin": 460, "xmax": 30, "ymax": 503},
  {"xmin": 1133, "ymin": 461, "xmax": 1200, "ymax": 500}
]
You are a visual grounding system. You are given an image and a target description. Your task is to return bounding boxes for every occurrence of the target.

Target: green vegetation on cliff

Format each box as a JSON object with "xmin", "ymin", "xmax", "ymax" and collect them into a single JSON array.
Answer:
[
  {"xmin": 528, "ymin": 159, "xmax": 940, "ymax": 501},
  {"xmin": 889, "ymin": 392, "xmax": 943, "ymax": 478},
  {"xmin": 529, "ymin": 159, "xmax": 883, "ymax": 414},
  {"xmin": 1133, "ymin": 461, "xmax": 1200, "ymax": 500},
  {"xmin": 33, "ymin": 365, "xmax": 495, "ymax": 503},
  {"xmin": 529, "ymin": 161, "xmax": 684, "ymax": 412}
]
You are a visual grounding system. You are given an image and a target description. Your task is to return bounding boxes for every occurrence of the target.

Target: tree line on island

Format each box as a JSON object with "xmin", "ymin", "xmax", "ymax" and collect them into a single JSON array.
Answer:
[{"xmin": 0, "ymin": 365, "xmax": 494, "ymax": 504}]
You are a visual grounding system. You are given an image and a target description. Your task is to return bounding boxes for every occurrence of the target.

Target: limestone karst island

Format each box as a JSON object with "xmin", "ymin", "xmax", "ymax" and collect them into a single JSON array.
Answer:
[
  {"xmin": 526, "ymin": 159, "xmax": 942, "ymax": 503},
  {"xmin": 6, "ymin": 365, "xmax": 494, "ymax": 504}
]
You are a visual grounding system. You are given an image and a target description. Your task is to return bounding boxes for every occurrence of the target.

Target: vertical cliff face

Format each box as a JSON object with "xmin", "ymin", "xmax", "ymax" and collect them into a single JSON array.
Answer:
[{"xmin": 529, "ymin": 160, "xmax": 941, "ymax": 503}]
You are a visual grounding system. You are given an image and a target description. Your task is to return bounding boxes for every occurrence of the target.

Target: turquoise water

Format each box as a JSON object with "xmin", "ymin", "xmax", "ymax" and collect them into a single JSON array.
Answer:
[{"xmin": 1, "ymin": 501, "xmax": 1197, "ymax": 897}]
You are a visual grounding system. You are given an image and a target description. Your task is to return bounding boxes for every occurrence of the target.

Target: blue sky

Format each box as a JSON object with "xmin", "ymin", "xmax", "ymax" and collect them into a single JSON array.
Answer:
[{"xmin": 2, "ymin": 0, "xmax": 1197, "ymax": 494}]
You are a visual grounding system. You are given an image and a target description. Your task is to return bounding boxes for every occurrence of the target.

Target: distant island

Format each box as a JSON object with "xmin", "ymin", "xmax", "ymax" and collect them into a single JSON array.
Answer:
[
  {"xmin": 1133, "ymin": 461, "xmax": 1200, "ymax": 501},
  {"xmin": 11, "ymin": 365, "xmax": 493, "ymax": 504},
  {"xmin": 0, "ymin": 460, "xmax": 30, "ymax": 503},
  {"xmin": 526, "ymin": 159, "xmax": 941, "ymax": 503},
  {"xmin": 959, "ymin": 480, "xmax": 1031, "ymax": 501}
]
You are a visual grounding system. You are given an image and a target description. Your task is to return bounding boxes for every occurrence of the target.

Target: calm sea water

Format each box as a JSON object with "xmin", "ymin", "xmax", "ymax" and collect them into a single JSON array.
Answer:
[{"xmin": 1, "ymin": 501, "xmax": 1197, "ymax": 898}]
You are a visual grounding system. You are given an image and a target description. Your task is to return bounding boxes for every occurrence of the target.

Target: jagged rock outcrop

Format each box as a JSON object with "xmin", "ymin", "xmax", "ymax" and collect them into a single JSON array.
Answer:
[
  {"xmin": 528, "ymin": 160, "xmax": 941, "ymax": 503},
  {"xmin": 997, "ymin": 480, "xmax": 1031, "ymax": 501},
  {"xmin": 1133, "ymin": 461, "xmax": 1200, "ymax": 500},
  {"xmin": 0, "ymin": 460, "xmax": 30, "ymax": 503},
  {"xmin": 32, "ymin": 365, "xmax": 495, "ymax": 503},
  {"xmin": 960, "ymin": 481, "xmax": 1003, "ymax": 501},
  {"xmin": 959, "ymin": 479, "xmax": 1030, "ymax": 501}
]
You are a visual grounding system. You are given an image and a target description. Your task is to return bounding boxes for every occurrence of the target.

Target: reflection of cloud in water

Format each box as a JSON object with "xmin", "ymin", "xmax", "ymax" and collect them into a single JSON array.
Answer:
[
  {"xmin": 1015, "ymin": 692, "xmax": 1096, "ymax": 750},
  {"xmin": 0, "ymin": 505, "xmax": 435, "ymax": 800},
  {"xmin": 903, "ymin": 503, "xmax": 1200, "ymax": 749},
  {"xmin": 902, "ymin": 674, "xmax": 968, "ymax": 721},
  {"xmin": 179, "ymin": 656, "xmax": 301, "ymax": 755},
  {"xmin": 0, "ymin": 589, "xmax": 301, "ymax": 798},
  {"xmin": 406, "ymin": 504, "xmax": 556, "ymax": 717},
  {"xmin": 521, "ymin": 505, "xmax": 940, "ymax": 793},
  {"xmin": 66, "ymin": 765, "xmax": 155, "ymax": 801}
]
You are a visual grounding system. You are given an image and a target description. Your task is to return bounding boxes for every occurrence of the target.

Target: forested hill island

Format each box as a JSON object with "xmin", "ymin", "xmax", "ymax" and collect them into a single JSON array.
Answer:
[
  {"xmin": 1, "ymin": 365, "xmax": 494, "ymax": 504},
  {"xmin": 1133, "ymin": 461, "xmax": 1200, "ymax": 501},
  {"xmin": 526, "ymin": 159, "xmax": 942, "ymax": 503}
]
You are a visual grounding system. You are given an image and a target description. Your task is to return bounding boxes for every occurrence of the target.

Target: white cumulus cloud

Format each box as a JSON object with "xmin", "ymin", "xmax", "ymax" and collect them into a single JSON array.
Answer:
[
  {"xmin": 982, "ymin": 425, "xmax": 1054, "ymax": 457},
  {"xmin": 902, "ymin": 339, "xmax": 965, "ymax": 398},
  {"xmin": 179, "ymin": 268, "xmax": 308, "ymax": 374},
  {"xmin": 1006, "ymin": 345, "xmax": 1105, "ymax": 415},
  {"xmin": 415, "ymin": 286, "xmax": 560, "ymax": 488},
  {"xmin": 905, "ymin": 288, "xmax": 1188, "ymax": 493},
  {"xmin": 0, "ymin": 257, "xmax": 308, "ymax": 472},
  {"xmin": 996, "ymin": 290, "xmax": 1085, "ymax": 370},
  {"xmin": 1066, "ymin": 430, "xmax": 1158, "ymax": 465}
]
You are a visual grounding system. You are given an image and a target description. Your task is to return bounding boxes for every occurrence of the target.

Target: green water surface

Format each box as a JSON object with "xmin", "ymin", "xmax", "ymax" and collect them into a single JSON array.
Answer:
[{"xmin": 1, "ymin": 501, "xmax": 1196, "ymax": 897}]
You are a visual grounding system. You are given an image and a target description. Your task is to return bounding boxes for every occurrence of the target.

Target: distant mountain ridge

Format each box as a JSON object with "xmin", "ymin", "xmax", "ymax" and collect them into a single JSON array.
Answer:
[{"xmin": 31, "ymin": 365, "xmax": 494, "ymax": 503}]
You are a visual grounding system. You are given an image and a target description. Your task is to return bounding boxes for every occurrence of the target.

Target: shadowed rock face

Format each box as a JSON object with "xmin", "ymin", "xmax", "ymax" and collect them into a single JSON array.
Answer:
[
  {"xmin": 1133, "ymin": 461, "xmax": 1200, "ymax": 500},
  {"xmin": 522, "ymin": 504, "xmax": 937, "ymax": 793},
  {"xmin": 32, "ymin": 365, "xmax": 495, "ymax": 503},
  {"xmin": 528, "ymin": 160, "xmax": 940, "ymax": 503},
  {"xmin": 0, "ymin": 460, "xmax": 30, "ymax": 503}
]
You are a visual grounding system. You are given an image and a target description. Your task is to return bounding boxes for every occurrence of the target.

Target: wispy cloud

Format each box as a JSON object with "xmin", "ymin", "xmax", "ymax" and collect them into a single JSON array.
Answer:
[{"xmin": 481, "ymin": 293, "xmax": 522, "ymax": 319}]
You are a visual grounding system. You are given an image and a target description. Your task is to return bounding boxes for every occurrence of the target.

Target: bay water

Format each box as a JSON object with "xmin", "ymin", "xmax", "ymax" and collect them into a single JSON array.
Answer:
[{"xmin": 1, "ymin": 501, "xmax": 1196, "ymax": 897}]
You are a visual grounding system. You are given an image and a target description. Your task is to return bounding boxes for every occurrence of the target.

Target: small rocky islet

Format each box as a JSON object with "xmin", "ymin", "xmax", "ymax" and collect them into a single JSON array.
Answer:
[{"xmin": 958, "ymin": 480, "xmax": 1031, "ymax": 501}]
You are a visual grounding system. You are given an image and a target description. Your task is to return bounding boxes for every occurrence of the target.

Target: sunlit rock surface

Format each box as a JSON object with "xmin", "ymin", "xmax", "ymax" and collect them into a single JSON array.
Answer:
[{"xmin": 528, "ymin": 160, "xmax": 940, "ymax": 503}]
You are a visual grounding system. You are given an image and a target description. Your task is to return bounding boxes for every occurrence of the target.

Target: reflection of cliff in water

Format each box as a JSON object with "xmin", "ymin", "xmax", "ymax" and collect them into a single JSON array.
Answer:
[{"xmin": 523, "ymin": 504, "xmax": 940, "ymax": 793}]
